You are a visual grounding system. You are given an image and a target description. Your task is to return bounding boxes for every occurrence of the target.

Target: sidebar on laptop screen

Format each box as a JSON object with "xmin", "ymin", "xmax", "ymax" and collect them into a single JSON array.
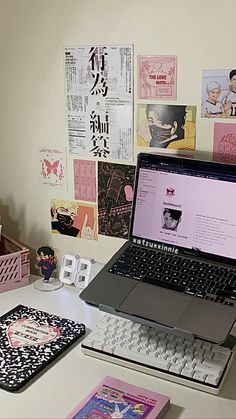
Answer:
[{"xmin": 132, "ymin": 159, "xmax": 236, "ymax": 260}]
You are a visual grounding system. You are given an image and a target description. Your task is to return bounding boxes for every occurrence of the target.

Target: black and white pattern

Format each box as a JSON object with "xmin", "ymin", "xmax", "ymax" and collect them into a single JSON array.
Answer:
[{"xmin": 0, "ymin": 305, "xmax": 85, "ymax": 391}]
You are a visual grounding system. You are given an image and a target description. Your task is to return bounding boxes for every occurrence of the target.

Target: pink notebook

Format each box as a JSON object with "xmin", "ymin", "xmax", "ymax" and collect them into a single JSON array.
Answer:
[{"xmin": 66, "ymin": 375, "xmax": 170, "ymax": 419}]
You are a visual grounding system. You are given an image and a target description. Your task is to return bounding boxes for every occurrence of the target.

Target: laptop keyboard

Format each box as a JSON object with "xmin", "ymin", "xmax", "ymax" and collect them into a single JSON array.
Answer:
[
  {"xmin": 108, "ymin": 245, "xmax": 236, "ymax": 306},
  {"xmin": 81, "ymin": 313, "xmax": 234, "ymax": 395}
]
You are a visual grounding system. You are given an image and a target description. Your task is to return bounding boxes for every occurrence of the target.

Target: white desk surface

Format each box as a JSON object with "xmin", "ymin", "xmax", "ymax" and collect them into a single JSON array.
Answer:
[{"xmin": 0, "ymin": 275, "xmax": 235, "ymax": 419}]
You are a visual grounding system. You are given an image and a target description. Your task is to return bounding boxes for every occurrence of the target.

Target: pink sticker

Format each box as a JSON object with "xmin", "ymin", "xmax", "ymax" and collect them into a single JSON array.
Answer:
[{"xmin": 7, "ymin": 318, "xmax": 61, "ymax": 347}]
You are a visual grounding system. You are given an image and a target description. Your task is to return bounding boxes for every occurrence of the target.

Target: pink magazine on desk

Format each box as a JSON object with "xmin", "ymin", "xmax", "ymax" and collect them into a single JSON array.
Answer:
[{"xmin": 66, "ymin": 375, "xmax": 170, "ymax": 419}]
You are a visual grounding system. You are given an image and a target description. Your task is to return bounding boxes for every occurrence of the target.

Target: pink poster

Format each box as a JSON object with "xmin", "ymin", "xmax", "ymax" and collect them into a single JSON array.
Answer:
[
  {"xmin": 213, "ymin": 122, "xmax": 236, "ymax": 163},
  {"xmin": 74, "ymin": 159, "xmax": 96, "ymax": 202},
  {"xmin": 138, "ymin": 55, "xmax": 177, "ymax": 100},
  {"xmin": 38, "ymin": 146, "xmax": 67, "ymax": 190}
]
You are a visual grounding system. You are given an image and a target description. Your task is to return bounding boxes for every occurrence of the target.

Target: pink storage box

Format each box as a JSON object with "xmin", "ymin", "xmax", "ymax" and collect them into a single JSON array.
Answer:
[{"xmin": 0, "ymin": 234, "xmax": 30, "ymax": 293}]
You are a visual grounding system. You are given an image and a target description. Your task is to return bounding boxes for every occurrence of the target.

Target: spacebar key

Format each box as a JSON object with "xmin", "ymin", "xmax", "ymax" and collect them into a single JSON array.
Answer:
[{"xmin": 142, "ymin": 277, "xmax": 185, "ymax": 292}]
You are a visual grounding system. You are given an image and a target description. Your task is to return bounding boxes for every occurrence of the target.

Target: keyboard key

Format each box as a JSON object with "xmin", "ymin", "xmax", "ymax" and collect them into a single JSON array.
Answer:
[{"xmin": 216, "ymin": 290, "xmax": 236, "ymax": 300}]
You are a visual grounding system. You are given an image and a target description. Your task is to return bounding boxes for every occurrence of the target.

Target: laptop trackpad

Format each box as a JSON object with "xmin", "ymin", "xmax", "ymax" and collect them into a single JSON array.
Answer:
[{"xmin": 119, "ymin": 283, "xmax": 190, "ymax": 327}]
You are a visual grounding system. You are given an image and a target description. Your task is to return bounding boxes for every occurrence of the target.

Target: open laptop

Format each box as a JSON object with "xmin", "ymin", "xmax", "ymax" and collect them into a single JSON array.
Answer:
[{"xmin": 80, "ymin": 153, "xmax": 236, "ymax": 343}]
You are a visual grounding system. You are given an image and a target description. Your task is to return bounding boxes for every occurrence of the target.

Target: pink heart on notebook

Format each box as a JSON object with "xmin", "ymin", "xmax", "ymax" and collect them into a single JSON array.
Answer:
[{"xmin": 7, "ymin": 318, "xmax": 60, "ymax": 348}]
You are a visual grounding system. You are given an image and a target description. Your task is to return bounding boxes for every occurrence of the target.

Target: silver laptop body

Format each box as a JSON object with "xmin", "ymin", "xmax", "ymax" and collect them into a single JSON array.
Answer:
[{"xmin": 80, "ymin": 153, "xmax": 236, "ymax": 343}]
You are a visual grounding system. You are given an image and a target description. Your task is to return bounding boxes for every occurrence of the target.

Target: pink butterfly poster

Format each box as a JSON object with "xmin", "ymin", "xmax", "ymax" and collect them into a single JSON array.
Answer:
[{"xmin": 38, "ymin": 146, "xmax": 67, "ymax": 190}]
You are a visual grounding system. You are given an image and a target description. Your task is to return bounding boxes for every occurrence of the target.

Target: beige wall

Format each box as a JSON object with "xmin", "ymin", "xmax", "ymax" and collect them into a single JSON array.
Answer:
[{"xmin": 0, "ymin": 0, "xmax": 235, "ymax": 271}]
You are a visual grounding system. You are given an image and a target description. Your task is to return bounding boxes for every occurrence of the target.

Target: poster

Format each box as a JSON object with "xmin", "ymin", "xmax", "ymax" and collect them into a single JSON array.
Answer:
[
  {"xmin": 50, "ymin": 199, "xmax": 97, "ymax": 240},
  {"xmin": 98, "ymin": 162, "xmax": 135, "ymax": 238},
  {"xmin": 137, "ymin": 103, "xmax": 196, "ymax": 150},
  {"xmin": 38, "ymin": 146, "xmax": 67, "ymax": 190},
  {"xmin": 213, "ymin": 122, "xmax": 236, "ymax": 163},
  {"xmin": 74, "ymin": 159, "xmax": 96, "ymax": 202},
  {"xmin": 138, "ymin": 55, "xmax": 177, "ymax": 100},
  {"xmin": 64, "ymin": 45, "xmax": 133, "ymax": 160},
  {"xmin": 201, "ymin": 69, "xmax": 236, "ymax": 118}
]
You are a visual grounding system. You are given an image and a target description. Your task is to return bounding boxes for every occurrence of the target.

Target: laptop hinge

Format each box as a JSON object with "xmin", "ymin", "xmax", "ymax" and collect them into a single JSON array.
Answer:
[{"xmin": 99, "ymin": 305, "xmax": 195, "ymax": 340}]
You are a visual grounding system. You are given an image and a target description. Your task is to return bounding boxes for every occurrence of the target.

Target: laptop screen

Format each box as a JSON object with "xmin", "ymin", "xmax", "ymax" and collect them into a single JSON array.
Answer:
[{"xmin": 131, "ymin": 153, "xmax": 236, "ymax": 262}]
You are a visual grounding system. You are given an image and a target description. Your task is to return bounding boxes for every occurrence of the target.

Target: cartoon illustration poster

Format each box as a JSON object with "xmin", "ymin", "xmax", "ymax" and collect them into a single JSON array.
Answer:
[
  {"xmin": 213, "ymin": 122, "xmax": 236, "ymax": 163},
  {"xmin": 98, "ymin": 162, "xmax": 135, "ymax": 239},
  {"xmin": 74, "ymin": 159, "xmax": 96, "ymax": 202},
  {"xmin": 137, "ymin": 103, "xmax": 196, "ymax": 150},
  {"xmin": 38, "ymin": 146, "xmax": 67, "ymax": 190},
  {"xmin": 201, "ymin": 69, "xmax": 236, "ymax": 118},
  {"xmin": 138, "ymin": 55, "xmax": 177, "ymax": 100},
  {"xmin": 50, "ymin": 199, "xmax": 97, "ymax": 240},
  {"xmin": 64, "ymin": 45, "xmax": 133, "ymax": 160}
]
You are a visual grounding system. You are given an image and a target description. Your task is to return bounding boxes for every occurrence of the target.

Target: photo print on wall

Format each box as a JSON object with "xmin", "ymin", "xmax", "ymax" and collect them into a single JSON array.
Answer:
[
  {"xmin": 201, "ymin": 69, "xmax": 236, "ymax": 118},
  {"xmin": 137, "ymin": 103, "xmax": 196, "ymax": 150},
  {"xmin": 50, "ymin": 199, "xmax": 97, "ymax": 240}
]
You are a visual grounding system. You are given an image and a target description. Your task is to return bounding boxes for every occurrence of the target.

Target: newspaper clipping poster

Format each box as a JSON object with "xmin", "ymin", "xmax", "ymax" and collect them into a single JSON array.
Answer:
[{"xmin": 64, "ymin": 45, "xmax": 133, "ymax": 160}]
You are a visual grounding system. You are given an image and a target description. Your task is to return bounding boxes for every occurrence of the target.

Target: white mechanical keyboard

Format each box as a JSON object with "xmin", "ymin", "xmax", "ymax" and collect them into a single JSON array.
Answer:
[{"xmin": 81, "ymin": 314, "xmax": 235, "ymax": 395}]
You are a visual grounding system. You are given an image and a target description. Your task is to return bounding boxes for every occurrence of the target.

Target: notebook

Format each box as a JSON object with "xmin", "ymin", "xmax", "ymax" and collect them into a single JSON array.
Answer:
[
  {"xmin": 80, "ymin": 152, "xmax": 236, "ymax": 344},
  {"xmin": 66, "ymin": 375, "xmax": 170, "ymax": 419},
  {"xmin": 0, "ymin": 304, "xmax": 86, "ymax": 391}
]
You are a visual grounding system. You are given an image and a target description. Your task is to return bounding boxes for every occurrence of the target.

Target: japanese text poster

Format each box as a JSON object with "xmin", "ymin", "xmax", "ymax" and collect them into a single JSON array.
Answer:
[
  {"xmin": 98, "ymin": 162, "xmax": 135, "ymax": 239},
  {"xmin": 138, "ymin": 55, "xmax": 177, "ymax": 100},
  {"xmin": 38, "ymin": 146, "xmax": 67, "ymax": 190},
  {"xmin": 64, "ymin": 45, "xmax": 133, "ymax": 160},
  {"xmin": 50, "ymin": 199, "xmax": 97, "ymax": 240},
  {"xmin": 137, "ymin": 103, "xmax": 196, "ymax": 150},
  {"xmin": 201, "ymin": 69, "xmax": 236, "ymax": 118}
]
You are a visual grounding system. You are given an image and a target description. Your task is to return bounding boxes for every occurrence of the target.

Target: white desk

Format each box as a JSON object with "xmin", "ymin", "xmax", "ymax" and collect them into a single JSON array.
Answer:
[{"xmin": 0, "ymin": 275, "xmax": 235, "ymax": 419}]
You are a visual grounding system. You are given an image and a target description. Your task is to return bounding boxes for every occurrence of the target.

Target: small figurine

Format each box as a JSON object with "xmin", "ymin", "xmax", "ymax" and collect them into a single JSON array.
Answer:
[{"xmin": 35, "ymin": 245, "xmax": 57, "ymax": 283}]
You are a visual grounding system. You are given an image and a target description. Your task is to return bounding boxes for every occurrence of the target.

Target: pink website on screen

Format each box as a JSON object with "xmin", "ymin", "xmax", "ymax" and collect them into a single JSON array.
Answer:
[{"xmin": 132, "ymin": 168, "xmax": 236, "ymax": 259}]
